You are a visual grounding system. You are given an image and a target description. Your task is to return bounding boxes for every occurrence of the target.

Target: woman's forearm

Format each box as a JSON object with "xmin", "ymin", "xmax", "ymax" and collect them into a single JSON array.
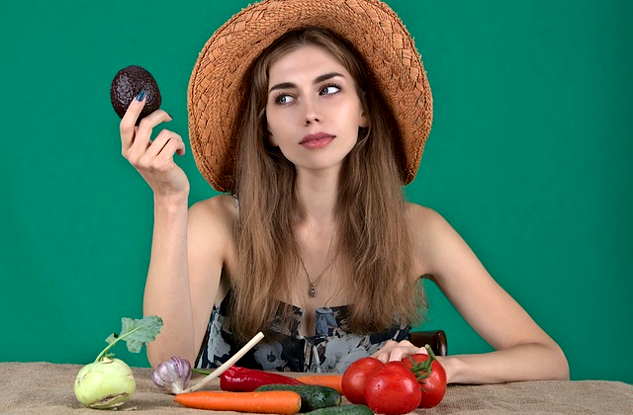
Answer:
[
  {"xmin": 439, "ymin": 342, "xmax": 569, "ymax": 384},
  {"xmin": 143, "ymin": 192, "xmax": 196, "ymax": 367}
]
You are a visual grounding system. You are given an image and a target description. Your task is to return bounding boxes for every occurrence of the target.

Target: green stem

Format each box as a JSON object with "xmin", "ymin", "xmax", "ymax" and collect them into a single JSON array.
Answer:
[
  {"xmin": 192, "ymin": 368, "xmax": 212, "ymax": 376},
  {"xmin": 425, "ymin": 344, "xmax": 437, "ymax": 361},
  {"xmin": 95, "ymin": 339, "xmax": 119, "ymax": 363},
  {"xmin": 410, "ymin": 344, "xmax": 438, "ymax": 381},
  {"xmin": 94, "ymin": 325, "xmax": 144, "ymax": 362}
]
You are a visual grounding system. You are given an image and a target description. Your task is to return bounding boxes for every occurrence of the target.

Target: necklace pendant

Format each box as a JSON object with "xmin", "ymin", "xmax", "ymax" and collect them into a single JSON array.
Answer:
[{"xmin": 309, "ymin": 284, "xmax": 317, "ymax": 297}]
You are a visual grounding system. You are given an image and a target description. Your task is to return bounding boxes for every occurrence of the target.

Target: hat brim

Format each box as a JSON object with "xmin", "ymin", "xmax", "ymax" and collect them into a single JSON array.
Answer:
[{"xmin": 188, "ymin": 0, "xmax": 432, "ymax": 192}]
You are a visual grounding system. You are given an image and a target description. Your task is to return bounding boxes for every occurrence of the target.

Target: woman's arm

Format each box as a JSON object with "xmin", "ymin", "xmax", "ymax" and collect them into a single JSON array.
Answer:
[
  {"xmin": 143, "ymin": 196, "xmax": 232, "ymax": 368},
  {"xmin": 143, "ymin": 192, "xmax": 195, "ymax": 367},
  {"xmin": 120, "ymin": 96, "xmax": 228, "ymax": 367},
  {"xmin": 416, "ymin": 205, "xmax": 568, "ymax": 383},
  {"xmin": 375, "ymin": 204, "xmax": 569, "ymax": 383}
]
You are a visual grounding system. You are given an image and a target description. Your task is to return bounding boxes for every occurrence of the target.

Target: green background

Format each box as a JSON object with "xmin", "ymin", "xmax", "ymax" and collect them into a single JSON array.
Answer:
[{"xmin": 1, "ymin": 0, "xmax": 631, "ymax": 383}]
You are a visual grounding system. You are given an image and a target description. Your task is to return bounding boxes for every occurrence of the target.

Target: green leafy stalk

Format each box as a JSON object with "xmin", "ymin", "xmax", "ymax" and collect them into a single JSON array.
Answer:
[
  {"xmin": 95, "ymin": 315, "xmax": 164, "ymax": 362},
  {"xmin": 409, "ymin": 344, "xmax": 437, "ymax": 383}
]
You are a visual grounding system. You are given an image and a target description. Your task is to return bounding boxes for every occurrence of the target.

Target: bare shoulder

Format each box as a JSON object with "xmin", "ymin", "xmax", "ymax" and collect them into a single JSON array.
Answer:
[
  {"xmin": 189, "ymin": 194, "xmax": 238, "ymax": 227},
  {"xmin": 405, "ymin": 202, "xmax": 462, "ymax": 277},
  {"xmin": 188, "ymin": 195, "xmax": 238, "ymax": 255},
  {"xmin": 405, "ymin": 202, "xmax": 449, "ymax": 234}
]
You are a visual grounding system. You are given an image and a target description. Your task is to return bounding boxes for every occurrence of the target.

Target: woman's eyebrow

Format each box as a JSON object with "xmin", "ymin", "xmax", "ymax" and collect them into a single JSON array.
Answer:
[
  {"xmin": 268, "ymin": 72, "xmax": 344, "ymax": 94},
  {"xmin": 314, "ymin": 72, "xmax": 344, "ymax": 84},
  {"xmin": 269, "ymin": 82, "xmax": 295, "ymax": 93}
]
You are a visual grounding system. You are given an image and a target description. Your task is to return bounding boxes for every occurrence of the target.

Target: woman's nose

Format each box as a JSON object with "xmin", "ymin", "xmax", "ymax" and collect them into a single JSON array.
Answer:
[{"xmin": 303, "ymin": 97, "xmax": 321, "ymax": 125}]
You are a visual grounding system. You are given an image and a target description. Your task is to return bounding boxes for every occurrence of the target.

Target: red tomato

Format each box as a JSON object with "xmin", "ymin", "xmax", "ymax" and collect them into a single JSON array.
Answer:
[
  {"xmin": 364, "ymin": 362, "xmax": 421, "ymax": 415},
  {"xmin": 401, "ymin": 353, "xmax": 447, "ymax": 408},
  {"xmin": 341, "ymin": 357, "xmax": 384, "ymax": 404}
]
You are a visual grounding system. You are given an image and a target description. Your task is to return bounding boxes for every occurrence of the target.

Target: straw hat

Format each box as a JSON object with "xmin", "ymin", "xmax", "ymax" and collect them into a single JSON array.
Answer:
[{"xmin": 188, "ymin": 0, "xmax": 432, "ymax": 192}]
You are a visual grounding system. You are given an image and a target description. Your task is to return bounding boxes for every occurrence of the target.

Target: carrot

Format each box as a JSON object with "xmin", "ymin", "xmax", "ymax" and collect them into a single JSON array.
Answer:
[
  {"xmin": 174, "ymin": 390, "xmax": 302, "ymax": 414},
  {"xmin": 296, "ymin": 374, "xmax": 344, "ymax": 394}
]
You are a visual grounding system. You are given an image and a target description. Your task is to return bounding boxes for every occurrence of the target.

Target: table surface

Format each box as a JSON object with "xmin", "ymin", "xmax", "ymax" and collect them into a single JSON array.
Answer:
[{"xmin": 1, "ymin": 362, "xmax": 631, "ymax": 414}]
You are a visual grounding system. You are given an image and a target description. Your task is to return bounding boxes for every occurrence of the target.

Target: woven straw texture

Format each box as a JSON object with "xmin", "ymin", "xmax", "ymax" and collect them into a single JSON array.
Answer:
[
  {"xmin": 2, "ymin": 362, "xmax": 633, "ymax": 414},
  {"xmin": 188, "ymin": 0, "xmax": 432, "ymax": 192}
]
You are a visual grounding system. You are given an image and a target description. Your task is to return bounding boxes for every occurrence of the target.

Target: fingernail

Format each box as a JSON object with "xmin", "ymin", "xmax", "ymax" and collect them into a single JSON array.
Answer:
[
  {"xmin": 135, "ymin": 90, "xmax": 146, "ymax": 102},
  {"xmin": 166, "ymin": 112, "xmax": 172, "ymax": 119}
]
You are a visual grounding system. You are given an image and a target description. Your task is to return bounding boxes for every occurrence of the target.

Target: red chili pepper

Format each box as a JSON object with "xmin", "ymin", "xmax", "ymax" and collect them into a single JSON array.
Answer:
[{"xmin": 219, "ymin": 366, "xmax": 304, "ymax": 392}]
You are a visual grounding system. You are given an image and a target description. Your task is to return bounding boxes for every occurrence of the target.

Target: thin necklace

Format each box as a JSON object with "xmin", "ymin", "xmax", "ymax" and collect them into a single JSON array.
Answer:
[{"xmin": 298, "ymin": 235, "xmax": 336, "ymax": 298}]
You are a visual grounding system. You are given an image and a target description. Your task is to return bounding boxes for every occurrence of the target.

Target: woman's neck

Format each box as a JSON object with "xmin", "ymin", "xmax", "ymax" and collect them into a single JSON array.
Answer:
[{"xmin": 295, "ymin": 167, "xmax": 339, "ymax": 226}]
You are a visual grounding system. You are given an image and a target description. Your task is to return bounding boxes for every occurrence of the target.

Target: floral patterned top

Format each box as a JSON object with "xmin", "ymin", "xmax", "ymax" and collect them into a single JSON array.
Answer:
[{"xmin": 194, "ymin": 290, "xmax": 411, "ymax": 373}]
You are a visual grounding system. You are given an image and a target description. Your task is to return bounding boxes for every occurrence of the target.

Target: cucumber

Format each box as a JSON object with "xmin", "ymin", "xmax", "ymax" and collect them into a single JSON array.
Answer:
[
  {"xmin": 304, "ymin": 404, "xmax": 374, "ymax": 415},
  {"xmin": 255, "ymin": 384, "xmax": 341, "ymax": 412}
]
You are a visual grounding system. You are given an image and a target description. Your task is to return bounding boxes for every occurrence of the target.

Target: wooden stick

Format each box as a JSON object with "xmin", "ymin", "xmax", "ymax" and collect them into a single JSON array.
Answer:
[{"xmin": 183, "ymin": 332, "xmax": 264, "ymax": 393}]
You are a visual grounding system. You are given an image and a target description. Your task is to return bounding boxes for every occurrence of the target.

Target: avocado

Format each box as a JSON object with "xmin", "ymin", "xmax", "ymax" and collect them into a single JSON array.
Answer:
[{"xmin": 110, "ymin": 65, "xmax": 161, "ymax": 124}]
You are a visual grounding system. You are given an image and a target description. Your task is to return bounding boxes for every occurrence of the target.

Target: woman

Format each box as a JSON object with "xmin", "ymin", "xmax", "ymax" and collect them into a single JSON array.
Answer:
[{"xmin": 120, "ymin": 0, "xmax": 569, "ymax": 383}]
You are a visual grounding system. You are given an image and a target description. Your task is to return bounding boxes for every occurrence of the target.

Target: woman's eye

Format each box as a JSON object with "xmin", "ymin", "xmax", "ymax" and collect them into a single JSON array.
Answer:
[
  {"xmin": 274, "ymin": 94, "xmax": 295, "ymax": 105},
  {"xmin": 320, "ymin": 85, "xmax": 341, "ymax": 95}
]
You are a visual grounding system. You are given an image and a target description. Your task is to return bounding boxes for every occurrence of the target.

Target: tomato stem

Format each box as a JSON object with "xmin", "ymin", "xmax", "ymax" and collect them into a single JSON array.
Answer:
[{"xmin": 409, "ymin": 344, "xmax": 437, "ymax": 382}]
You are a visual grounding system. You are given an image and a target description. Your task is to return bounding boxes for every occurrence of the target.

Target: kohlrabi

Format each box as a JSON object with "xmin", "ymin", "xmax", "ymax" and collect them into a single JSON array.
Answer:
[{"xmin": 74, "ymin": 315, "xmax": 163, "ymax": 409}]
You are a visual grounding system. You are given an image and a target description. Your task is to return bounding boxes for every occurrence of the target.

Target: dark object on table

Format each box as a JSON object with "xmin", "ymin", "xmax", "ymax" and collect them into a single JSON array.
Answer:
[
  {"xmin": 410, "ymin": 330, "xmax": 447, "ymax": 356},
  {"xmin": 110, "ymin": 65, "xmax": 161, "ymax": 124}
]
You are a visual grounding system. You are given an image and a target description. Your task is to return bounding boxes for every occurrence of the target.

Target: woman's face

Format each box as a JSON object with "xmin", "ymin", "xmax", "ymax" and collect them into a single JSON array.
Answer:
[{"xmin": 265, "ymin": 44, "xmax": 368, "ymax": 174}]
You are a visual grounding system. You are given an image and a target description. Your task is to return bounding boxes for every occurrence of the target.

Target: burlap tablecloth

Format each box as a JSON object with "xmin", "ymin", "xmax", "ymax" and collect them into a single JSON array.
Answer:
[{"xmin": 0, "ymin": 362, "xmax": 631, "ymax": 414}]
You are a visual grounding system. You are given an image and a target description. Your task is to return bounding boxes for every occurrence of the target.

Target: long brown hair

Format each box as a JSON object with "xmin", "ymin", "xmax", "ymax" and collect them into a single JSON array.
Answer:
[{"xmin": 231, "ymin": 27, "xmax": 426, "ymax": 342}]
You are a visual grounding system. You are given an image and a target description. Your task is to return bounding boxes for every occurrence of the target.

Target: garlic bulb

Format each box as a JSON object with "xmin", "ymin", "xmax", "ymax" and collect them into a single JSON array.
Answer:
[{"xmin": 151, "ymin": 356, "xmax": 192, "ymax": 394}]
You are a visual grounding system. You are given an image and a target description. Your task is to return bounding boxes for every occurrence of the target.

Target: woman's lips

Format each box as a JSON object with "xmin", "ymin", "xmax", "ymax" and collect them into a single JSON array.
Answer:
[{"xmin": 300, "ymin": 132, "xmax": 335, "ymax": 149}]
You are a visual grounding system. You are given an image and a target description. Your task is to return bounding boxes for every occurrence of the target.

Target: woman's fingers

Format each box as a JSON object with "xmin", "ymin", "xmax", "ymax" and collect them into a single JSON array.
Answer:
[
  {"xmin": 117, "ymin": 94, "xmax": 188, "ymax": 195},
  {"xmin": 124, "ymin": 110, "xmax": 173, "ymax": 163},
  {"xmin": 372, "ymin": 340, "xmax": 429, "ymax": 363},
  {"xmin": 120, "ymin": 90, "xmax": 172, "ymax": 154},
  {"xmin": 142, "ymin": 129, "xmax": 185, "ymax": 165},
  {"xmin": 120, "ymin": 91, "xmax": 147, "ymax": 152}
]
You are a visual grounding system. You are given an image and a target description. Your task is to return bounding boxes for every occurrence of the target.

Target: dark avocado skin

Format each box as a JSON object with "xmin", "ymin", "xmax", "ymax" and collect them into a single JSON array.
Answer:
[{"xmin": 110, "ymin": 65, "xmax": 161, "ymax": 125}]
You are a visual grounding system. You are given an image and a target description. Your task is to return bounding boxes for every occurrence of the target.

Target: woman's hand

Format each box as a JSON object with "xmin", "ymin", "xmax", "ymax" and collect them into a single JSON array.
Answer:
[
  {"xmin": 372, "ymin": 340, "xmax": 428, "ymax": 363},
  {"xmin": 120, "ymin": 92, "xmax": 189, "ymax": 198},
  {"xmin": 372, "ymin": 340, "xmax": 455, "ymax": 383}
]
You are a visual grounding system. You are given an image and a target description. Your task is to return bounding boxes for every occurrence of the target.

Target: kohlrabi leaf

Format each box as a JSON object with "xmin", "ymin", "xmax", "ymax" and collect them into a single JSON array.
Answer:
[{"xmin": 96, "ymin": 315, "xmax": 163, "ymax": 362}]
